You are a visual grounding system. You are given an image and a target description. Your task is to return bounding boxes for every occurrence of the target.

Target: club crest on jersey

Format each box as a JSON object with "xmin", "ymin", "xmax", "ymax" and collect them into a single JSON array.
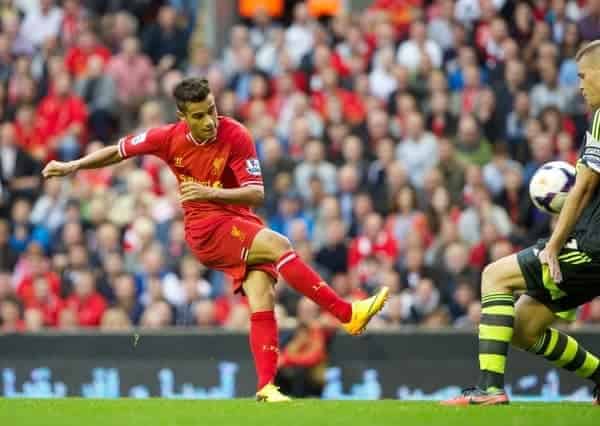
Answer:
[
  {"xmin": 212, "ymin": 157, "xmax": 225, "ymax": 175},
  {"xmin": 231, "ymin": 225, "xmax": 245, "ymax": 242},
  {"xmin": 174, "ymin": 157, "xmax": 183, "ymax": 168},
  {"xmin": 245, "ymin": 159, "xmax": 261, "ymax": 176}
]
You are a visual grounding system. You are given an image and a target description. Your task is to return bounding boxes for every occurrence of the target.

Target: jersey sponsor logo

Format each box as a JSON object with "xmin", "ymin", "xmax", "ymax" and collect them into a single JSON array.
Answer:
[
  {"xmin": 131, "ymin": 131, "xmax": 148, "ymax": 145},
  {"xmin": 245, "ymin": 158, "xmax": 261, "ymax": 176}
]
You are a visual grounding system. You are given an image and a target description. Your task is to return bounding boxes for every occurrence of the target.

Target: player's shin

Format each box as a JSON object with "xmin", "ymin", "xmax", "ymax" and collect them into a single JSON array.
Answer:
[
  {"xmin": 249, "ymin": 311, "xmax": 279, "ymax": 390},
  {"xmin": 478, "ymin": 292, "xmax": 515, "ymax": 392},
  {"xmin": 276, "ymin": 251, "xmax": 352, "ymax": 323},
  {"xmin": 528, "ymin": 328, "xmax": 600, "ymax": 385}
]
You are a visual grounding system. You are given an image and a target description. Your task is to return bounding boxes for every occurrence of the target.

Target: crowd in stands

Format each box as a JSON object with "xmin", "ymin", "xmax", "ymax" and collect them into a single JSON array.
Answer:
[{"xmin": 1, "ymin": 0, "xmax": 600, "ymax": 334}]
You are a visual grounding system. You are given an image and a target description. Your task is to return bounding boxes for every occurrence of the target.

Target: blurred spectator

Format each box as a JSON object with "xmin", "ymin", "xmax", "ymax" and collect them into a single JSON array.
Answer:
[
  {"xmin": 530, "ymin": 59, "xmax": 577, "ymax": 115},
  {"xmin": 294, "ymin": 140, "xmax": 337, "ymax": 201},
  {"xmin": 458, "ymin": 186, "xmax": 512, "ymax": 246},
  {"xmin": 142, "ymin": 5, "xmax": 189, "ymax": 71},
  {"xmin": 23, "ymin": 275, "xmax": 63, "ymax": 326},
  {"xmin": 396, "ymin": 112, "xmax": 439, "ymax": 188},
  {"xmin": 100, "ymin": 307, "xmax": 132, "ymax": 331},
  {"xmin": 36, "ymin": 72, "xmax": 88, "ymax": 161},
  {"xmin": 0, "ymin": 295, "xmax": 24, "ymax": 332},
  {"xmin": 578, "ymin": 0, "xmax": 600, "ymax": 41},
  {"xmin": 454, "ymin": 114, "xmax": 493, "ymax": 167},
  {"xmin": 277, "ymin": 321, "xmax": 327, "ymax": 397},
  {"xmin": 74, "ymin": 54, "xmax": 116, "ymax": 141},
  {"xmin": 0, "ymin": 122, "xmax": 41, "ymax": 210},
  {"xmin": 61, "ymin": 269, "xmax": 107, "ymax": 327},
  {"xmin": 112, "ymin": 273, "xmax": 144, "ymax": 325},
  {"xmin": 0, "ymin": 219, "xmax": 18, "ymax": 270},
  {"xmin": 20, "ymin": 0, "xmax": 62, "ymax": 49},
  {"xmin": 396, "ymin": 20, "xmax": 442, "ymax": 71},
  {"xmin": 64, "ymin": 30, "xmax": 112, "ymax": 78}
]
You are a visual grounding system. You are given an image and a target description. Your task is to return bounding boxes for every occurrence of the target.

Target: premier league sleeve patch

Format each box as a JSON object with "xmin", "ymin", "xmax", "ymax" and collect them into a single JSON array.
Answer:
[{"xmin": 245, "ymin": 159, "xmax": 262, "ymax": 176}]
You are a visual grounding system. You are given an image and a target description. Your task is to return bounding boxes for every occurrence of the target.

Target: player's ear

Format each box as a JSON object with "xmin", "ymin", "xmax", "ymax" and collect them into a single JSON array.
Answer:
[{"xmin": 176, "ymin": 109, "xmax": 185, "ymax": 121}]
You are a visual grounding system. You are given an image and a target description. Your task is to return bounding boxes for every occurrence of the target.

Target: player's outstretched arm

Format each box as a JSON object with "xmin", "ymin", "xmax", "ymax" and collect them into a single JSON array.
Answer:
[
  {"xmin": 541, "ymin": 165, "xmax": 600, "ymax": 281},
  {"xmin": 42, "ymin": 145, "xmax": 123, "ymax": 178}
]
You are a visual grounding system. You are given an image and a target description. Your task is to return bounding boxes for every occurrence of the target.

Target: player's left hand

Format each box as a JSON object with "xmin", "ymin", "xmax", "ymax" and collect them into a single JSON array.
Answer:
[
  {"xmin": 179, "ymin": 181, "xmax": 214, "ymax": 203},
  {"xmin": 539, "ymin": 245, "xmax": 562, "ymax": 283}
]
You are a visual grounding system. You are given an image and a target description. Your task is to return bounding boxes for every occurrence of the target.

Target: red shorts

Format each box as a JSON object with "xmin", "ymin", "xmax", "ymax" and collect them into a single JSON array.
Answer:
[{"xmin": 185, "ymin": 214, "xmax": 277, "ymax": 293}]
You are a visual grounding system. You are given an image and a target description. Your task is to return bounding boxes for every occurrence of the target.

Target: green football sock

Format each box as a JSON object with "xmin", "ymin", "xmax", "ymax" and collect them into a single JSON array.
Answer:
[
  {"xmin": 478, "ymin": 292, "xmax": 515, "ymax": 392},
  {"xmin": 529, "ymin": 328, "xmax": 600, "ymax": 384}
]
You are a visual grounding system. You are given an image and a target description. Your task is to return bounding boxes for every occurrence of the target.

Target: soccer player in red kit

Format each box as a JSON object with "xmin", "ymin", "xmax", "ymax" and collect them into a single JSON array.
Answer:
[{"xmin": 42, "ymin": 78, "xmax": 389, "ymax": 402}]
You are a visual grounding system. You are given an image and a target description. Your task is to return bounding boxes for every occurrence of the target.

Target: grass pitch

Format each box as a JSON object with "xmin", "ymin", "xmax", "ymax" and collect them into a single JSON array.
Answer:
[{"xmin": 1, "ymin": 399, "xmax": 598, "ymax": 426}]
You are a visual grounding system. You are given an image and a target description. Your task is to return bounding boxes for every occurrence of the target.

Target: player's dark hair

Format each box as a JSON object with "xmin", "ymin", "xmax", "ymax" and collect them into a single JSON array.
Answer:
[{"xmin": 173, "ymin": 78, "xmax": 211, "ymax": 112}]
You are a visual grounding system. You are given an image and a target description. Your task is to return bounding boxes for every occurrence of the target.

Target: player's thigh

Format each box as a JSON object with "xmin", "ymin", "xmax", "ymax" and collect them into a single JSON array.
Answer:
[
  {"xmin": 243, "ymin": 269, "xmax": 277, "ymax": 313},
  {"xmin": 481, "ymin": 254, "xmax": 528, "ymax": 294},
  {"xmin": 247, "ymin": 228, "xmax": 292, "ymax": 265},
  {"xmin": 511, "ymin": 294, "xmax": 556, "ymax": 350}
]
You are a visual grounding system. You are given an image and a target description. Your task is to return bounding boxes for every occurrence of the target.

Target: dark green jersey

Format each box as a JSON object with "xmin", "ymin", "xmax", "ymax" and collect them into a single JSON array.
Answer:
[{"xmin": 573, "ymin": 108, "xmax": 600, "ymax": 253}]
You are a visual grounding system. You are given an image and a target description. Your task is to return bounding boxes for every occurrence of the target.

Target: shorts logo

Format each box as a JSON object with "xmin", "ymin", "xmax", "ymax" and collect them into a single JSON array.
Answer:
[
  {"xmin": 131, "ymin": 131, "xmax": 147, "ymax": 145},
  {"xmin": 245, "ymin": 159, "xmax": 261, "ymax": 176},
  {"xmin": 231, "ymin": 225, "xmax": 245, "ymax": 242},
  {"xmin": 212, "ymin": 157, "xmax": 225, "ymax": 176}
]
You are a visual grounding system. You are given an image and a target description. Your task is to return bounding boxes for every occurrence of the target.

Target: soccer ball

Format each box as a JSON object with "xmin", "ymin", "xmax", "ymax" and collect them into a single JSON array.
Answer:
[{"xmin": 529, "ymin": 161, "xmax": 576, "ymax": 214}]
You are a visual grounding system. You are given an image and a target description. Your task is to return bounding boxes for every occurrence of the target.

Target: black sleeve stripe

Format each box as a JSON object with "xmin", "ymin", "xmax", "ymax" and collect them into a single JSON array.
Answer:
[{"xmin": 592, "ymin": 109, "xmax": 600, "ymax": 141}]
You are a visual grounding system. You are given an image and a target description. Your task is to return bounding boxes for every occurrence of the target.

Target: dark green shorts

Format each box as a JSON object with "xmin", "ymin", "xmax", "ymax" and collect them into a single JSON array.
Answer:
[{"xmin": 517, "ymin": 238, "xmax": 600, "ymax": 321}]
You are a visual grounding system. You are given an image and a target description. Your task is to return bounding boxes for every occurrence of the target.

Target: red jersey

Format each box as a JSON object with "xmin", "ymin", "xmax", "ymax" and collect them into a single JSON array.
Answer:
[{"xmin": 118, "ymin": 116, "xmax": 264, "ymax": 225}]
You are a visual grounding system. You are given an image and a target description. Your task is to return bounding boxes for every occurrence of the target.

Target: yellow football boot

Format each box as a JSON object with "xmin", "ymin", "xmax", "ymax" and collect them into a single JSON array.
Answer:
[
  {"xmin": 341, "ymin": 286, "xmax": 389, "ymax": 335},
  {"xmin": 255, "ymin": 384, "xmax": 292, "ymax": 402}
]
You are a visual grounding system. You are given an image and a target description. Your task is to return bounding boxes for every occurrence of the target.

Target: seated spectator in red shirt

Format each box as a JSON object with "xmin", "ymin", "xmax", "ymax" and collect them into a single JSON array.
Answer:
[
  {"xmin": 277, "ymin": 317, "xmax": 328, "ymax": 396},
  {"xmin": 13, "ymin": 104, "xmax": 47, "ymax": 161},
  {"xmin": 61, "ymin": 270, "xmax": 107, "ymax": 327},
  {"xmin": 348, "ymin": 212, "xmax": 398, "ymax": 278},
  {"xmin": 0, "ymin": 296, "xmax": 25, "ymax": 332},
  {"xmin": 64, "ymin": 30, "xmax": 111, "ymax": 78},
  {"xmin": 36, "ymin": 72, "xmax": 88, "ymax": 161},
  {"xmin": 311, "ymin": 67, "xmax": 366, "ymax": 125},
  {"xmin": 23, "ymin": 276, "xmax": 64, "ymax": 327},
  {"xmin": 16, "ymin": 253, "xmax": 61, "ymax": 306}
]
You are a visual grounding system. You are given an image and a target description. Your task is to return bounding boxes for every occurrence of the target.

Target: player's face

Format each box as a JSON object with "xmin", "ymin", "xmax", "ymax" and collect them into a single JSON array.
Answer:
[
  {"xmin": 181, "ymin": 94, "xmax": 219, "ymax": 141},
  {"xmin": 578, "ymin": 57, "xmax": 600, "ymax": 110}
]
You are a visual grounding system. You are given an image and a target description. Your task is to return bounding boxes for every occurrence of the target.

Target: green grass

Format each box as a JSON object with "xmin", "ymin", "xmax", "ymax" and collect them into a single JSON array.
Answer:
[{"xmin": 0, "ymin": 399, "xmax": 598, "ymax": 426}]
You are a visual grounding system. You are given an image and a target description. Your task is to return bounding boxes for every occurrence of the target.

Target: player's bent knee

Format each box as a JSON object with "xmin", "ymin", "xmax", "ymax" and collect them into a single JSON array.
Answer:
[
  {"xmin": 512, "ymin": 326, "xmax": 540, "ymax": 350},
  {"xmin": 481, "ymin": 261, "xmax": 506, "ymax": 295},
  {"xmin": 264, "ymin": 231, "xmax": 292, "ymax": 258}
]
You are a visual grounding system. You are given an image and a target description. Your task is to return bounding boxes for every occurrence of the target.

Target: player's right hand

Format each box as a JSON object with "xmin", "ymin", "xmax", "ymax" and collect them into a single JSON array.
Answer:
[
  {"xmin": 42, "ymin": 160, "xmax": 79, "ymax": 178},
  {"xmin": 539, "ymin": 245, "xmax": 562, "ymax": 283}
]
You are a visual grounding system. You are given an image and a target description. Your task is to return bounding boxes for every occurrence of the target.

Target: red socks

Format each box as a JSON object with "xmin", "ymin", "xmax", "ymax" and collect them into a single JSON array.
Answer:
[
  {"xmin": 249, "ymin": 310, "xmax": 279, "ymax": 390},
  {"xmin": 276, "ymin": 251, "xmax": 352, "ymax": 323}
]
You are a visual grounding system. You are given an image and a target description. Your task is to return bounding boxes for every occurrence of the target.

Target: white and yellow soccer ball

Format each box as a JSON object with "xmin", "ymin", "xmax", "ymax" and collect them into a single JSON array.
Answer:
[{"xmin": 529, "ymin": 161, "xmax": 576, "ymax": 214}]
